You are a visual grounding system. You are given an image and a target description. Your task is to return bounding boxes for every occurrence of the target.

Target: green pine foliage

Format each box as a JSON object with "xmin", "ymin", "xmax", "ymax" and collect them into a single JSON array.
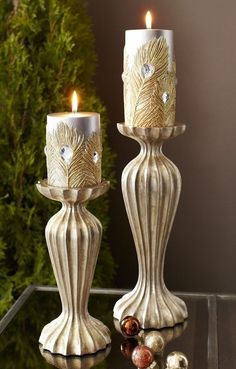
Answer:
[{"xmin": 0, "ymin": 0, "xmax": 116, "ymax": 316}]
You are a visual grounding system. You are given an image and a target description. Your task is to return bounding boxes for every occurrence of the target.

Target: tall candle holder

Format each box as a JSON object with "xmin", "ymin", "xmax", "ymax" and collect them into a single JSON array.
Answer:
[
  {"xmin": 113, "ymin": 123, "xmax": 188, "ymax": 329},
  {"xmin": 36, "ymin": 180, "xmax": 111, "ymax": 356}
]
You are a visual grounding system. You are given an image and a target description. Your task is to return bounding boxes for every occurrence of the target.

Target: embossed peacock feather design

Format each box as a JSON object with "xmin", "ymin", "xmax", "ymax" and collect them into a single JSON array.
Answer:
[
  {"xmin": 123, "ymin": 37, "xmax": 176, "ymax": 128},
  {"xmin": 46, "ymin": 122, "xmax": 102, "ymax": 188}
]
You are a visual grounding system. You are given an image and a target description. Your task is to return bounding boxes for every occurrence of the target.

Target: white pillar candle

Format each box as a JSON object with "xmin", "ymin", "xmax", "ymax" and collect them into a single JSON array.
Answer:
[
  {"xmin": 125, "ymin": 29, "xmax": 174, "ymax": 69},
  {"xmin": 123, "ymin": 11, "xmax": 176, "ymax": 128},
  {"xmin": 45, "ymin": 92, "xmax": 102, "ymax": 188}
]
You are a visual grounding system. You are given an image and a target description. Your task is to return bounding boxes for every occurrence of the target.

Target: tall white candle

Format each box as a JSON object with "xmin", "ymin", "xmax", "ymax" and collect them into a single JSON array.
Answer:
[
  {"xmin": 123, "ymin": 11, "xmax": 176, "ymax": 128},
  {"xmin": 125, "ymin": 29, "xmax": 174, "ymax": 70},
  {"xmin": 45, "ymin": 92, "xmax": 102, "ymax": 188}
]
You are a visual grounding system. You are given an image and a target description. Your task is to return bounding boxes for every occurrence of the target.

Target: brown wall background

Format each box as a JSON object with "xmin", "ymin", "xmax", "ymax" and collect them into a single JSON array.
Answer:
[{"xmin": 87, "ymin": 0, "xmax": 236, "ymax": 293}]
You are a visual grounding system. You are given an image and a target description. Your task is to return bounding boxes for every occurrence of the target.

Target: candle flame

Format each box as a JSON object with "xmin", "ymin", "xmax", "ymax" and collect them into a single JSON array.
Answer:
[
  {"xmin": 72, "ymin": 90, "xmax": 78, "ymax": 113},
  {"xmin": 145, "ymin": 11, "xmax": 152, "ymax": 29}
]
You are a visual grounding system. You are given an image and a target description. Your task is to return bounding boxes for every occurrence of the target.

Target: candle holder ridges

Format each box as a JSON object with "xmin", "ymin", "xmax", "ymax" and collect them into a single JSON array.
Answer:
[
  {"xmin": 36, "ymin": 180, "xmax": 111, "ymax": 356},
  {"xmin": 40, "ymin": 344, "xmax": 111, "ymax": 369},
  {"xmin": 113, "ymin": 124, "xmax": 188, "ymax": 329}
]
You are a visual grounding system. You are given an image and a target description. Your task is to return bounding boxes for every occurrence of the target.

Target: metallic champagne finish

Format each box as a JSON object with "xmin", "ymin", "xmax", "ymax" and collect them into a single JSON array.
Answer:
[
  {"xmin": 144, "ymin": 331, "xmax": 165, "ymax": 354},
  {"xmin": 166, "ymin": 351, "xmax": 188, "ymax": 369},
  {"xmin": 36, "ymin": 180, "xmax": 111, "ymax": 356},
  {"xmin": 113, "ymin": 124, "xmax": 188, "ymax": 329},
  {"xmin": 40, "ymin": 345, "xmax": 111, "ymax": 369}
]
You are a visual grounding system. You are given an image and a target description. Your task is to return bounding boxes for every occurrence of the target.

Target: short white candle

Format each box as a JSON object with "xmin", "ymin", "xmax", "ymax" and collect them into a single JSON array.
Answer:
[
  {"xmin": 47, "ymin": 112, "xmax": 100, "ymax": 138},
  {"xmin": 45, "ymin": 91, "xmax": 102, "ymax": 188},
  {"xmin": 123, "ymin": 11, "xmax": 176, "ymax": 128}
]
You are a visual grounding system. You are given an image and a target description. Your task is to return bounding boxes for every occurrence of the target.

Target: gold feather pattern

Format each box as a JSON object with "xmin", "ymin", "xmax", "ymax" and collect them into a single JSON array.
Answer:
[
  {"xmin": 72, "ymin": 132, "xmax": 102, "ymax": 188},
  {"xmin": 46, "ymin": 122, "xmax": 101, "ymax": 188},
  {"xmin": 123, "ymin": 37, "xmax": 176, "ymax": 128},
  {"xmin": 161, "ymin": 61, "xmax": 176, "ymax": 127}
]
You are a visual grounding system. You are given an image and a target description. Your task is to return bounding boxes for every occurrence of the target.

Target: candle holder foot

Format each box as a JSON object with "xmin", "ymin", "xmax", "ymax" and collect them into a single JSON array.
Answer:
[
  {"xmin": 40, "ymin": 343, "xmax": 111, "ymax": 369},
  {"xmin": 36, "ymin": 180, "xmax": 111, "ymax": 356},
  {"xmin": 113, "ymin": 124, "xmax": 188, "ymax": 329},
  {"xmin": 39, "ymin": 314, "xmax": 110, "ymax": 356},
  {"xmin": 114, "ymin": 287, "xmax": 187, "ymax": 329}
]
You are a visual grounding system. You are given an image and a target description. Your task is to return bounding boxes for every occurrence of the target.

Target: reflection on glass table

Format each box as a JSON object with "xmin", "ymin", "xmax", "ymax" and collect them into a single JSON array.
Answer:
[{"xmin": 0, "ymin": 286, "xmax": 233, "ymax": 369}]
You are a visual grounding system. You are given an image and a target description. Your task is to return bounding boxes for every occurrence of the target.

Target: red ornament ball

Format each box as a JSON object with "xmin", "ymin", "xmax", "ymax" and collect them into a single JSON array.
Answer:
[
  {"xmin": 132, "ymin": 345, "xmax": 154, "ymax": 369},
  {"xmin": 120, "ymin": 316, "xmax": 140, "ymax": 336}
]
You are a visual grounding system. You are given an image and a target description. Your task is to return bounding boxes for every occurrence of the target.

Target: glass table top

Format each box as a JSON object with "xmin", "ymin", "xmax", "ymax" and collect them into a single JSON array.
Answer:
[{"xmin": 0, "ymin": 286, "xmax": 235, "ymax": 369}]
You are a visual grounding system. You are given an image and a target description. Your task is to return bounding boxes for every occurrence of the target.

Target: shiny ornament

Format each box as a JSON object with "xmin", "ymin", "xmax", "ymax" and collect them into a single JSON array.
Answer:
[
  {"xmin": 166, "ymin": 351, "xmax": 188, "ymax": 369},
  {"xmin": 120, "ymin": 316, "xmax": 140, "ymax": 336},
  {"xmin": 144, "ymin": 331, "xmax": 165, "ymax": 353},
  {"xmin": 121, "ymin": 338, "xmax": 138, "ymax": 358},
  {"xmin": 132, "ymin": 345, "xmax": 154, "ymax": 369}
]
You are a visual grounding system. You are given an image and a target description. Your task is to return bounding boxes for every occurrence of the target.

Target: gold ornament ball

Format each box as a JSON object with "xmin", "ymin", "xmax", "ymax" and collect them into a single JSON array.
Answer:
[
  {"xmin": 144, "ymin": 331, "xmax": 165, "ymax": 353},
  {"xmin": 166, "ymin": 351, "xmax": 188, "ymax": 369}
]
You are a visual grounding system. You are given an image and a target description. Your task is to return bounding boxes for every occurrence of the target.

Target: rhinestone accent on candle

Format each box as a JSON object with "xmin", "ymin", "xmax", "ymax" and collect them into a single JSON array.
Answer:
[
  {"xmin": 141, "ymin": 64, "xmax": 155, "ymax": 78},
  {"xmin": 59, "ymin": 145, "xmax": 73, "ymax": 163}
]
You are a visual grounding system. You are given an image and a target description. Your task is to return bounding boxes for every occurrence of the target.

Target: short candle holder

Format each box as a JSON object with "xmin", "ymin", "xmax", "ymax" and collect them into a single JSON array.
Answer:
[
  {"xmin": 36, "ymin": 180, "xmax": 111, "ymax": 356},
  {"xmin": 113, "ymin": 123, "xmax": 188, "ymax": 329}
]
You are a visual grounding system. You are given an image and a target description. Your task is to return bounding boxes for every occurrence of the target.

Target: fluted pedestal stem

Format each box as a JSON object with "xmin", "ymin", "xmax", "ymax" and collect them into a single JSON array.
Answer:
[
  {"xmin": 113, "ymin": 124, "xmax": 188, "ymax": 329},
  {"xmin": 36, "ymin": 180, "xmax": 111, "ymax": 356}
]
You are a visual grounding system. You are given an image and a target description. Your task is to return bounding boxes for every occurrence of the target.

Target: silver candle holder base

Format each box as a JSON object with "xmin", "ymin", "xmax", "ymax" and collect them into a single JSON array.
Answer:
[
  {"xmin": 40, "ymin": 344, "xmax": 111, "ymax": 369},
  {"xmin": 36, "ymin": 180, "xmax": 111, "ymax": 356},
  {"xmin": 113, "ymin": 123, "xmax": 188, "ymax": 329}
]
